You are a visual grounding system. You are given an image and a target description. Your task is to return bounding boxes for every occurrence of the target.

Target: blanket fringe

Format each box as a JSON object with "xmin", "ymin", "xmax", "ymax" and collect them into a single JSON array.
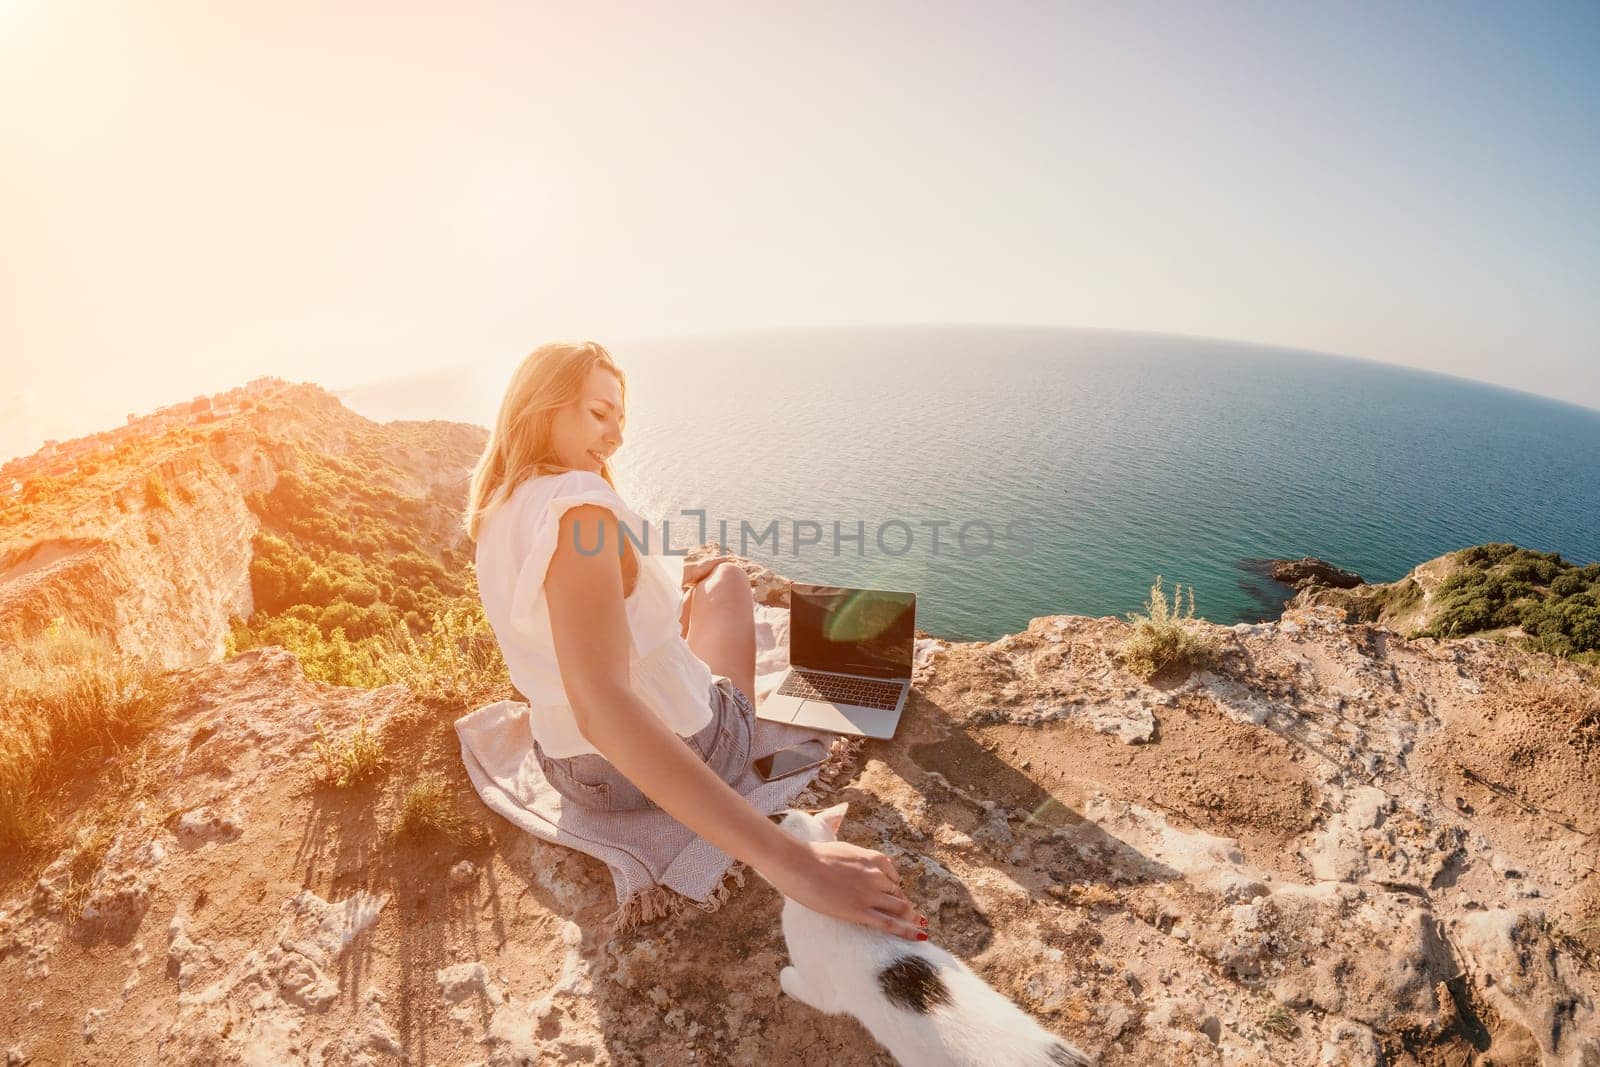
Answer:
[{"xmin": 604, "ymin": 731, "xmax": 868, "ymax": 937}]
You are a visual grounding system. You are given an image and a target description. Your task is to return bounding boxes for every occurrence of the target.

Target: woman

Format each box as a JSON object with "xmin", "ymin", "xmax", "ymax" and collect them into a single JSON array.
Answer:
[{"xmin": 464, "ymin": 340, "xmax": 927, "ymax": 942}]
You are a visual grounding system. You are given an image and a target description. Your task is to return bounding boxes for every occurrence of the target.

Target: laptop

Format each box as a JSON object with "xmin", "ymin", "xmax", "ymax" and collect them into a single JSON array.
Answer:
[{"xmin": 755, "ymin": 581, "xmax": 917, "ymax": 739}]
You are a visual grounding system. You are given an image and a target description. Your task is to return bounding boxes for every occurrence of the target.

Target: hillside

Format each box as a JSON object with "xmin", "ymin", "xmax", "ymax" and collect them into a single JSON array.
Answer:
[
  {"xmin": 0, "ymin": 386, "xmax": 1597, "ymax": 1066},
  {"xmin": 0, "ymin": 378, "xmax": 486, "ymax": 670},
  {"xmin": 1291, "ymin": 544, "xmax": 1600, "ymax": 664}
]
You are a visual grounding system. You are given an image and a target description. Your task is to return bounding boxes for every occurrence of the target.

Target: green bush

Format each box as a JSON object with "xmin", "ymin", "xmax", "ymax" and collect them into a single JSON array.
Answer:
[
  {"xmin": 231, "ymin": 442, "xmax": 506, "ymax": 697},
  {"xmin": 1423, "ymin": 544, "xmax": 1600, "ymax": 659},
  {"xmin": 1552, "ymin": 571, "xmax": 1586, "ymax": 598},
  {"xmin": 318, "ymin": 600, "xmax": 393, "ymax": 641}
]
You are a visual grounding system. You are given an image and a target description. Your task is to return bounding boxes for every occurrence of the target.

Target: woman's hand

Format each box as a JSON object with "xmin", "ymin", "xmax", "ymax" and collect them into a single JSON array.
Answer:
[
  {"xmin": 680, "ymin": 554, "xmax": 735, "ymax": 591},
  {"xmin": 766, "ymin": 839, "xmax": 928, "ymax": 941},
  {"xmin": 678, "ymin": 555, "xmax": 735, "ymax": 636}
]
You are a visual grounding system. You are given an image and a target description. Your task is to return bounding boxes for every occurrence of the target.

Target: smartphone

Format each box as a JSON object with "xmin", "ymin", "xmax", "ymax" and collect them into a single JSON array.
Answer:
[{"xmin": 754, "ymin": 740, "xmax": 830, "ymax": 782}]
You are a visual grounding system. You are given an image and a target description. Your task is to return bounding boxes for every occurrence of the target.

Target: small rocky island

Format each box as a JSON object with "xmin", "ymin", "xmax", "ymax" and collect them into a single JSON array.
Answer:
[{"xmin": 1268, "ymin": 556, "xmax": 1366, "ymax": 591}]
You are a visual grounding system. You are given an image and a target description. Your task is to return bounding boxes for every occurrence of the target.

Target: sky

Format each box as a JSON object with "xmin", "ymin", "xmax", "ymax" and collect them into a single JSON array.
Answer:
[{"xmin": 3, "ymin": 1, "xmax": 1598, "ymax": 462}]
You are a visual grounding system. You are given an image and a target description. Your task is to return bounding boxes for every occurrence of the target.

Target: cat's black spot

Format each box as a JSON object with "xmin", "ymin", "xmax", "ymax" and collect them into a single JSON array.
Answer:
[
  {"xmin": 1047, "ymin": 1040, "xmax": 1091, "ymax": 1066},
  {"xmin": 876, "ymin": 955, "xmax": 952, "ymax": 1015}
]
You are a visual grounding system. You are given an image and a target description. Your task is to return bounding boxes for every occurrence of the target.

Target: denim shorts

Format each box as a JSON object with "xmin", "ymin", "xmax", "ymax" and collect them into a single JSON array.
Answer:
[{"xmin": 534, "ymin": 676, "xmax": 756, "ymax": 812}]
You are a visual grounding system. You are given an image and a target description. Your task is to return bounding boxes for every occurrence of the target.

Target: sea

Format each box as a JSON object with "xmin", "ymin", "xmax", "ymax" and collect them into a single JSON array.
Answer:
[{"xmin": 336, "ymin": 325, "xmax": 1600, "ymax": 642}]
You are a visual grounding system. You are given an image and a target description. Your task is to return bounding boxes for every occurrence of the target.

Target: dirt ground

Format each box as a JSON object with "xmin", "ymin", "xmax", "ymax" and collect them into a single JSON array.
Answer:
[{"xmin": 3, "ymin": 599, "xmax": 1598, "ymax": 1066}]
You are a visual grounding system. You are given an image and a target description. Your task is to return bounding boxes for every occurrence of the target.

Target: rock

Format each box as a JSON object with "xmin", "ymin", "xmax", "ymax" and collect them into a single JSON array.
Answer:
[
  {"xmin": 79, "ymin": 834, "xmax": 162, "ymax": 933},
  {"xmin": 437, "ymin": 961, "xmax": 503, "ymax": 1006},
  {"xmin": 1270, "ymin": 557, "xmax": 1365, "ymax": 590},
  {"xmin": 157, "ymin": 889, "xmax": 389, "ymax": 1059},
  {"xmin": 165, "ymin": 912, "xmax": 213, "ymax": 992},
  {"xmin": 1453, "ymin": 910, "xmax": 1600, "ymax": 1066},
  {"xmin": 173, "ymin": 805, "xmax": 244, "ymax": 846},
  {"xmin": 1102, "ymin": 1002, "xmax": 1133, "ymax": 1040},
  {"xmin": 1319, "ymin": 1021, "xmax": 1382, "ymax": 1065}
]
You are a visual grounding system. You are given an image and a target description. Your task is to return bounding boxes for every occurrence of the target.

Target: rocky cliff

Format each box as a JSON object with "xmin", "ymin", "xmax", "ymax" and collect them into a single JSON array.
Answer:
[
  {"xmin": 1, "ymin": 389, "xmax": 1596, "ymax": 1065},
  {"xmin": 0, "ymin": 381, "xmax": 485, "ymax": 669},
  {"xmin": 2, "ymin": 550, "xmax": 1597, "ymax": 1066}
]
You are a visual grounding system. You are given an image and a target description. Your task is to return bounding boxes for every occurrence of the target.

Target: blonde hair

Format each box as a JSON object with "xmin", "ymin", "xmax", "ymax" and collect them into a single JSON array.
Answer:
[{"xmin": 464, "ymin": 340, "xmax": 626, "ymax": 542}]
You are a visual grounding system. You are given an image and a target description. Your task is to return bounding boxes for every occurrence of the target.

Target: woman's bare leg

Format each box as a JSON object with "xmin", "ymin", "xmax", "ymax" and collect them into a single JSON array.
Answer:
[{"xmin": 682, "ymin": 562, "xmax": 757, "ymax": 706}]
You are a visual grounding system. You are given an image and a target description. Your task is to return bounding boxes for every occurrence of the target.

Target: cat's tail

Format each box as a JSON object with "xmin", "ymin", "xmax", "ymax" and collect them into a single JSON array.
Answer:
[{"xmin": 1041, "ymin": 1036, "xmax": 1095, "ymax": 1066}]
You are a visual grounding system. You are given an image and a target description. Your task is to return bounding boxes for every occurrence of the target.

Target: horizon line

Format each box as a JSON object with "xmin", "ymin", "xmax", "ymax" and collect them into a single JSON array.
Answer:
[{"xmin": 333, "ymin": 319, "xmax": 1600, "ymax": 422}]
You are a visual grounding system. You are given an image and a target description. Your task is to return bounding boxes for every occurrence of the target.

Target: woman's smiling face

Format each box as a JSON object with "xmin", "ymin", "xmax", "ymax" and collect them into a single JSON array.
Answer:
[{"xmin": 549, "ymin": 365, "xmax": 624, "ymax": 473}]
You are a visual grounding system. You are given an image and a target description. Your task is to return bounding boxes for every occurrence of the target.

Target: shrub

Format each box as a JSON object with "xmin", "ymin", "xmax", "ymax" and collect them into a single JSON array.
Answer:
[
  {"xmin": 317, "ymin": 600, "xmax": 391, "ymax": 641},
  {"xmin": 336, "ymin": 577, "xmax": 382, "ymax": 608},
  {"xmin": 1552, "ymin": 571, "xmax": 1586, "ymax": 598},
  {"xmin": 367, "ymin": 600, "xmax": 509, "ymax": 703},
  {"xmin": 1437, "ymin": 595, "xmax": 1495, "ymax": 636},
  {"xmin": 311, "ymin": 713, "xmax": 386, "ymax": 788},
  {"xmin": 1567, "ymin": 604, "xmax": 1600, "ymax": 651},
  {"xmin": 1458, "ymin": 543, "xmax": 1517, "ymax": 567},
  {"xmin": 1521, "ymin": 601, "xmax": 1561, "ymax": 635},
  {"xmin": 1120, "ymin": 576, "xmax": 1219, "ymax": 680},
  {"xmin": 391, "ymin": 772, "xmax": 465, "ymax": 841},
  {"xmin": 1422, "ymin": 543, "xmax": 1599, "ymax": 658},
  {"xmin": 230, "ymin": 596, "xmax": 507, "ymax": 698},
  {"xmin": 1504, "ymin": 557, "xmax": 1561, "ymax": 584}
]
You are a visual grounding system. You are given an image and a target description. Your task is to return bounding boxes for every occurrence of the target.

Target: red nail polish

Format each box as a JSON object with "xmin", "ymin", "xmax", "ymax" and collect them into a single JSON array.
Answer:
[{"xmin": 916, "ymin": 931, "xmax": 929, "ymax": 940}]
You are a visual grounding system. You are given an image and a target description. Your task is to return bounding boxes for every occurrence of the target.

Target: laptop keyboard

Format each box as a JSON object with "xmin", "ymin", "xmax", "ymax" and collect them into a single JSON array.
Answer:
[{"xmin": 777, "ymin": 670, "xmax": 905, "ymax": 710}]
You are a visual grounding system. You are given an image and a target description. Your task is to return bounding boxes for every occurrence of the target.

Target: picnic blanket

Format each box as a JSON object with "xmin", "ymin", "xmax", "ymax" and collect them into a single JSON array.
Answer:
[{"xmin": 454, "ymin": 602, "xmax": 865, "ymax": 933}]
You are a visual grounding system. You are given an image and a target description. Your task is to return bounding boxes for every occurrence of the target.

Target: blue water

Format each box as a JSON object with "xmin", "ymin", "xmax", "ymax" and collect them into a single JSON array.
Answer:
[{"xmin": 341, "ymin": 325, "xmax": 1600, "ymax": 641}]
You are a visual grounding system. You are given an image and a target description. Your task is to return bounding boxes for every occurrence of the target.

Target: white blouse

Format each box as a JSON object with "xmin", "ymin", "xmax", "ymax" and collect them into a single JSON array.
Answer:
[{"xmin": 474, "ymin": 469, "xmax": 714, "ymax": 758}]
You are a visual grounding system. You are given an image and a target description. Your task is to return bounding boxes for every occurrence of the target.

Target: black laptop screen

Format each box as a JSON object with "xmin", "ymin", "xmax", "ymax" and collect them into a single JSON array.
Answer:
[{"xmin": 790, "ymin": 584, "xmax": 916, "ymax": 679}]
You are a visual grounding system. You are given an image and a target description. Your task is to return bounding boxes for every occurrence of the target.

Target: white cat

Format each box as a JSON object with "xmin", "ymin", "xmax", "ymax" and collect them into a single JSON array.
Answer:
[{"xmin": 761, "ymin": 802, "xmax": 1095, "ymax": 1067}]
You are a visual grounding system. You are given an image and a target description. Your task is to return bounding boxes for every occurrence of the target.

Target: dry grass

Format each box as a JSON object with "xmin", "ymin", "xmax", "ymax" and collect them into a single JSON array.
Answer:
[
  {"xmin": 311, "ymin": 713, "xmax": 387, "ymax": 788},
  {"xmin": 144, "ymin": 470, "xmax": 170, "ymax": 510},
  {"xmin": 1120, "ymin": 576, "xmax": 1220, "ymax": 680},
  {"xmin": 0, "ymin": 617, "xmax": 171, "ymax": 854},
  {"xmin": 390, "ymin": 772, "xmax": 465, "ymax": 841},
  {"xmin": 1262, "ymin": 1002, "xmax": 1296, "ymax": 1038},
  {"xmin": 1513, "ymin": 668, "xmax": 1600, "ymax": 755},
  {"xmin": 57, "ymin": 819, "xmax": 118, "ymax": 917}
]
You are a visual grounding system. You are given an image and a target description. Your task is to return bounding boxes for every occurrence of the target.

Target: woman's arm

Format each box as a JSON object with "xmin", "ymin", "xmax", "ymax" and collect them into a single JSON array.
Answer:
[{"xmin": 546, "ymin": 505, "xmax": 924, "ymax": 940}]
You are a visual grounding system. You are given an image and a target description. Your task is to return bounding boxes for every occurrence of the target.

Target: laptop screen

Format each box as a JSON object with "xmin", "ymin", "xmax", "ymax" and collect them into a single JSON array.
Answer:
[{"xmin": 790, "ymin": 583, "xmax": 916, "ymax": 680}]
